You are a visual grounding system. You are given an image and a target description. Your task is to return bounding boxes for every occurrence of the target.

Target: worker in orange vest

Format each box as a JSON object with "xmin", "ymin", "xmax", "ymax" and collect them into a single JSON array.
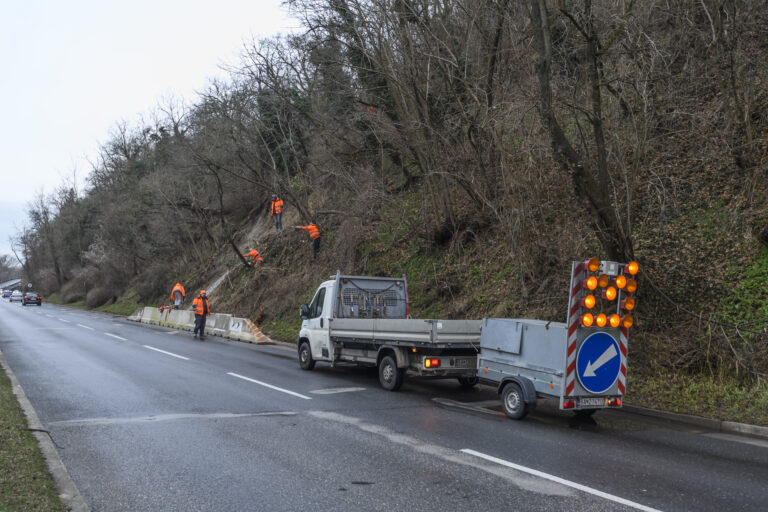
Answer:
[
  {"xmin": 294, "ymin": 221, "xmax": 321, "ymax": 260},
  {"xmin": 270, "ymin": 194, "xmax": 284, "ymax": 231},
  {"xmin": 170, "ymin": 282, "xmax": 185, "ymax": 309},
  {"xmin": 192, "ymin": 290, "xmax": 210, "ymax": 339},
  {"xmin": 242, "ymin": 248, "xmax": 264, "ymax": 265}
]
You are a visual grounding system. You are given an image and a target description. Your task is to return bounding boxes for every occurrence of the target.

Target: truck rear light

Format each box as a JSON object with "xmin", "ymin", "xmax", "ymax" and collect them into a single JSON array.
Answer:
[
  {"xmin": 608, "ymin": 398, "xmax": 622, "ymax": 407},
  {"xmin": 563, "ymin": 399, "xmax": 575, "ymax": 409},
  {"xmin": 424, "ymin": 358, "xmax": 440, "ymax": 368}
]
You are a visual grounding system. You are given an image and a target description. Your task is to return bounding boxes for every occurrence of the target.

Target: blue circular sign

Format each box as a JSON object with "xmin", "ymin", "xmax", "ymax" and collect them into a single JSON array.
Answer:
[{"xmin": 576, "ymin": 332, "xmax": 621, "ymax": 394}]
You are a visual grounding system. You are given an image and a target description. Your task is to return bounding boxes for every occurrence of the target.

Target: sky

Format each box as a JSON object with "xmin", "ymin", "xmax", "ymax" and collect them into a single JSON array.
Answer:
[{"xmin": 0, "ymin": 0, "xmax": 297, "ymax": 260}]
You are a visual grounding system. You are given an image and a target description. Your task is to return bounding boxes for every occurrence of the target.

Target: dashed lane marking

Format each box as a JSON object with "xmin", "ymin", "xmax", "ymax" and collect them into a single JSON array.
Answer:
[
  {"xmin": 142, "ymin": 345, "xmax": 189, "ymax": 360},
  {"xmin": 460, "ymin": 449, "xmax": 663, "ymax": 512},
  {"xmin": 227, "ymin": 372, "xmax": 312, "ymax": 400},
  {"xmin": 104, "ymin": 333, "xmax": 127, "ymax": 341},
  {"xmin": 310, "ymin": 387, "xmax": 366, "ymax": 395},
  {"xmin": 58, "ymin": 318, "xmax": 70, "ymax": 323},
  {"xmin": 77, "ymin": 324, "xmax": 94, "ymax": 330}
]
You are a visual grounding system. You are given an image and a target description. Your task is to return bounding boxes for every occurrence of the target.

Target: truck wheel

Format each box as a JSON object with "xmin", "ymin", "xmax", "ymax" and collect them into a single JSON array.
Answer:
[
  {"xmin": 501, "ymin": 382, "xmax": 528, "ymax": 420},
  {"xmin": 457, "ymin": 376, "xmax": 479, "ymax": 388},
  {"xmin": 298, "ymin": 342, "xmax": 315, "ymax": 371},
  {"xmin": 378, "ymin": 355, "xmax": 404, "ymax": 391}
]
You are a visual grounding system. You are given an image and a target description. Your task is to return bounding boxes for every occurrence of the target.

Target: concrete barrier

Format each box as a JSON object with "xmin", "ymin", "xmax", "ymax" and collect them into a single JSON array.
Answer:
[{"xmin": 127, "ymin": 307, "xmax": 276, "ymax": 345}]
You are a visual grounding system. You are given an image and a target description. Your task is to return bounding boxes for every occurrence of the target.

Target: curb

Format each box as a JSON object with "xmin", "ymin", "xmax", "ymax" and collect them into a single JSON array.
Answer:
[
  {"xmin": 621, "ymin": 404, "xmax": 768, "ymax": 440},
  {"xmin": 0, "ymin": 350, "xmax": 90, "ymax": 512}
]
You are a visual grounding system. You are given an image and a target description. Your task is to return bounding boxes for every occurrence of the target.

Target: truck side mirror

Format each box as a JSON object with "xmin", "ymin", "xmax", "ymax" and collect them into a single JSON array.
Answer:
[{"xmin": 300, "ymin": 304, "xmax": 310, "ymax": 319}]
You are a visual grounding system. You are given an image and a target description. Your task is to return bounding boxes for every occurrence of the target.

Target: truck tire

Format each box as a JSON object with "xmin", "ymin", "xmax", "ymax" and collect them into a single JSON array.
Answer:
[
  {"xmin": 298, "ymin": 342, "xmax": 315, "ymax": 371},
  {"xmin": 501, "ymin": 382, "xmax": 528, "ymax": 420},
  {"xmin": 378, "ymin": 355, "xmax": 404, "ymax": 391},
  {"xmin": 457, "ymin": 376, "xmax": 479, "ymax": 388}
]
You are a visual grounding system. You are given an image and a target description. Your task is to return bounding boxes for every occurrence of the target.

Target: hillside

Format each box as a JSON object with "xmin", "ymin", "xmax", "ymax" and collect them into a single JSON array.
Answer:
[{"xmin": 17, "ymin": 2, "xmax": 768, "ymax": 424}]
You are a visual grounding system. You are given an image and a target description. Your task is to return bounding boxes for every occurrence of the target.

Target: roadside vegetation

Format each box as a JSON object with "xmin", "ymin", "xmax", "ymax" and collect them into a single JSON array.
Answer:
[
  {"xmin": 0, "ymin": 369, "xmax": 65, "ymax": 511},
  {"xmin": 7, "ymin": 1, "xmax": 768, "ymax": 426}
]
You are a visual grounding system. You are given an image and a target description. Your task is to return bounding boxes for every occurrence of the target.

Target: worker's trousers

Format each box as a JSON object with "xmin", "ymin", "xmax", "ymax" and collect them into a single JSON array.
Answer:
[
  {"xmin": 194, "ymin": 314, "xmax": 207, "ymax": 336},
  {"xmin": 273, "ymin": 213, "xmax": 282, "ymax": 230}
]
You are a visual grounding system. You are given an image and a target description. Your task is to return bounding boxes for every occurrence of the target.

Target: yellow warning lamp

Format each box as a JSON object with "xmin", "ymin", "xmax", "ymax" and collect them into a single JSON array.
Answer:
[
  {"xmin": 597, "ymin": 274, "xmax": 611, "ymax": 288},
  {"xmin": 625, "ymin": 261, "xmax": 639, "ymax": 276},
  {"xmin": 595, "ymin": 313, "xmax": 607, "ymax": 327},
  {"xmin": 609, "ymin": 314, "xmax": 621, "ymax": 328},
  {"xmin": 621, "ymin": 297, "xmax": 636, "ymax": 311},
  {"xmin": 602, "ymin": 286, "xmax": 618, "ymax": 301},
  {"xmin": 621, "ymin": 314, "xmax": 634, "ymax": 329},
  {"xmin": 581, "ymin": 294, "xmax": 596, "ymax": 309},
  {"xmin": 586, "ymin": 257, "xmax": 600, "ymax": 273},
  {"xmin": 614, "ymin": 275, "xmax": 627, "ymax": 289},
  {"xmin": 583, "ymin": 276, "xmax": 598, "ymax": 291},
  {"xmin": 626, "ymin": 279, "xmax": 638, "ymax": 293},
  {"xmin": 581, "ymin": 313, "xmax": 594, "ymax": 327}
]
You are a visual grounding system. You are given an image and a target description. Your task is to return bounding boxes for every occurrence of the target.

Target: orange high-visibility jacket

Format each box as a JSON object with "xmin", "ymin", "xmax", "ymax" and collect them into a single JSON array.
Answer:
[
  {"xmin": 193, "ymin": 294, "xmax": 210, "ymax": 316},
  {"xmin": 242, "ymin": 249, "xmax": 264, "ymax": 262},
  {"xmin": 171, "ymin": 283, "xmax": 185, "ymax": 300},
  {"xmin": 270, "ymin": 197, "xmax": 284, "ymax": 216},
  {"xmin": 297, "ymin": 223, "xmax": 320, "ymax": 240}
]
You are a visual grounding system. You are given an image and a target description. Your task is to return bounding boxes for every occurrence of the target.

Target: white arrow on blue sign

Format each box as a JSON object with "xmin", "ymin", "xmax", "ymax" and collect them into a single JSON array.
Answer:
[{"xmin": 576, "ymin": 332, "xmax": 621, "ymax": 394}]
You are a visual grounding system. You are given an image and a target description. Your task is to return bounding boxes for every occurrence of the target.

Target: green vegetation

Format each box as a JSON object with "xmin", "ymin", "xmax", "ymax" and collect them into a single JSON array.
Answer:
[{"xmin": 0, "ymin": 369, "xmax": 65, "ymax": 511}]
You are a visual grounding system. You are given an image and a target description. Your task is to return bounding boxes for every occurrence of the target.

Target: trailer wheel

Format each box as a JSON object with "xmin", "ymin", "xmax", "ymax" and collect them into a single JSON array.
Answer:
[
  {"xmin": 378, "ymin": 355, "xmax": 404, "ymax": 391},
  {"xmin": 298, "ymin": 342, "xmax": 315, "ymax": 371},
  {"xmin": 457, "ymin": 376, "xmax": 479, "ymax": 388},
  {"xmin": 501, "ymin": 382, "xmax": 528, "ymax": 420}
]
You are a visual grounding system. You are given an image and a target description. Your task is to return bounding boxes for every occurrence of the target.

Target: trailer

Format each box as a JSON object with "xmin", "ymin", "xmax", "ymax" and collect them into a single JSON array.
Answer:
[
  {"xmin": 297, "ymin": 272, "xmax": 480, "ymax": 390},
  {"xmin": 479, "ymin": 258, "xmax": 638, "ymax": 419}
]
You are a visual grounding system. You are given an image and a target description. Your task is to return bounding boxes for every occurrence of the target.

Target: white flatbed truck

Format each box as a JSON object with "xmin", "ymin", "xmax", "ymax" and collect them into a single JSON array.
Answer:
[{"xmin": 297, "ymin": 272, "xmax": 480, "ymax": 390}]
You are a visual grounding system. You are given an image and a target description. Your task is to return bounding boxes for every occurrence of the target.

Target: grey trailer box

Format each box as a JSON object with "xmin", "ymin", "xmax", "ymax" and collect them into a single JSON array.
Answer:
[{"xmin": 479, "ymin": 318, "xmax": 567, "ymax": 400}]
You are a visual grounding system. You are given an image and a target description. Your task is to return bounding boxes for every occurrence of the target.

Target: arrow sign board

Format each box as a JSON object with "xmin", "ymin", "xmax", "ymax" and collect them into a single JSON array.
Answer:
[{"xmin": 576, "ymin": 332, "xmax": 621, "ymax": 394}]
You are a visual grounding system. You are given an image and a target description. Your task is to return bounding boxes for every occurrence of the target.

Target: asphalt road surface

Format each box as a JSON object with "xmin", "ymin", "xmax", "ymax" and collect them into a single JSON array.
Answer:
[{"xmin": 1, "ymin": 299, "xmax": 767, "ymax": 511}]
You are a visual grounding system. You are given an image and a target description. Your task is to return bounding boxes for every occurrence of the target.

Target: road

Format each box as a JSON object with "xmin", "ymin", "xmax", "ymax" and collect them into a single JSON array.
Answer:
[{"xmin": 1, "ymin": 299, "xmax": 767, "ymax": 511}]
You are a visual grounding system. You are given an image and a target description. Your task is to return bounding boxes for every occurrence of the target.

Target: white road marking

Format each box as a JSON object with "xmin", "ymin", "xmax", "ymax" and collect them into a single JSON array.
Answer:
[
  {"xmin": 227, "ymin": 372, "xmax": 312, "ymax": 400},
  {"xmin": 104, "ymin": 333, "xmax": 127, "ymax": 341},
  {"xmin": 58, "ymin": 318, "xmax": 70, "ymax": 323},
  {"xmin": 703, "ymin": 432, "xmax": 768, "ymax": 449},
  {"xmin": 49, "ymin": 411, "xmax": 296, "ymax": 427},
  {"xmin": 143, "ymin": 345, "xmax": 189, "ymax": 360},
  {"xmin": 460, "ymin": 449, "xmax": 663, "ymax": 512},
  {"xmin": 77, "ymin": 324, "xmax": 94, "ymax": 330},
  {"xmin": 45, "ymin": 314, "xmax": 54, "ymax": 317},
  {"xmin": 310, "ymin": 387, "xmax": 366, "ymax": 395}
]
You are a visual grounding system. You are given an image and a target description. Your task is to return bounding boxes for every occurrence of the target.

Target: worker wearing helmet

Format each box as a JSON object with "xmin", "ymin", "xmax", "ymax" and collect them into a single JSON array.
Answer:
[
  {"xmin": 270, "ymin": 194, "xmax": 284, "ymax": 230},
  {"xmin": 294, "ymin": 221, "xmax": 321, "ymax": 260},
  {"xmin": 242, "ymin": 248, "xmax": 264, "ymax": 265},
  {"xmin": 170, "ymin": 282, "xmax": 185, "ymax": 309},
  {"xmin": 192, "ymin": 290, "xmax": 210, "ymax": 339}
]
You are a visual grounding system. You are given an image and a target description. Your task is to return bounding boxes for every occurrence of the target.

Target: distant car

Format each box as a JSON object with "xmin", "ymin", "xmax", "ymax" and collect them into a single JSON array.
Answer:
[
  {"xmin": 2, "ymin": 290, "xmax": 11, "ymax": 298},
  {"xmin": 9, "ymin": 290, "xmax": 23, "ymax": 302},
  {"xmin": 22, "ymin": 291, "xmax": 42, "ymax": 306}
]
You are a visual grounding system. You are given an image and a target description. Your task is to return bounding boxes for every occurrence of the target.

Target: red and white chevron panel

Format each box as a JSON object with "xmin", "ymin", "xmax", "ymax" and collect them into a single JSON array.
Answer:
[
  {"xmin": 618, "ymin": 326, "xmax": 628, "ymax": 394},
  {"xmin": 565, "ymin": 262, "xmax": 583, "ymax": 396}
]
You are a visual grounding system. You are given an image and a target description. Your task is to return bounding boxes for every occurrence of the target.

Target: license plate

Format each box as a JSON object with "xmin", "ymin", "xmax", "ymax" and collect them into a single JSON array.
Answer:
[
  {"xmin": 453, "ymin": 358, "xmax": 472, "ymax": 369},
  {"xmin": 579, "ymin": 397, "xmax": 604, "ymax": 407}
]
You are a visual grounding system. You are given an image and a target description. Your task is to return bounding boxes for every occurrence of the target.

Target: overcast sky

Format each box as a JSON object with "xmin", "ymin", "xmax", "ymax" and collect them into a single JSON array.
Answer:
[{"xmin": 0, "ymin": 0, "xmax": 297, "ymax": 260}]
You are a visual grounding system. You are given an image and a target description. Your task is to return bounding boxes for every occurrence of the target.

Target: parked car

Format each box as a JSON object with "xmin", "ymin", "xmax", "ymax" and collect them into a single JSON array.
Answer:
[
  {"xmin": 9, "ymin": 290, "xmax": 23, "ymax": 302},
  {"xmin": 2, "ymin": 290, "xmax": 11, "ymax": 298},
  {"xmin": 22, "ymin": 291, "xmax": 42, "ymax": 306}
]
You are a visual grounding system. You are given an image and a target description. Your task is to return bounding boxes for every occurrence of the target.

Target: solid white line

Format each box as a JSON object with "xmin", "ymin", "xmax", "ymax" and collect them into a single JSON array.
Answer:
[
  {"xmin": 143, "ymin": 345, "xmax": 189, "ymax": 360},
  {"xmin": 104, "ymin": 333, "xmax": 127, "ymax": 341},
  {"xmin": 77, "ymin": 324, "xmax": 94, "ymax": 330},
  {"xmin": 460, "ymin": 449, "xmax": 663, "ymax": 512},
  {"xmin": 227, "ymin": 372, "xmax": 312, "ymax": 400}
]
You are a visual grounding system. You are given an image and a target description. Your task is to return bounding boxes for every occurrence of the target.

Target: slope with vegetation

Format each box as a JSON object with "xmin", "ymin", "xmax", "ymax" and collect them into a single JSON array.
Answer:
[{"xmin": 13, "ymin": 1, "xmax": 768, "ymax": 424}]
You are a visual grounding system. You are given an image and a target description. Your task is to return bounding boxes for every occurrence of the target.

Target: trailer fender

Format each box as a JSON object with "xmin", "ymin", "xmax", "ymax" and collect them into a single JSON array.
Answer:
[
  {"xmin": 498, "ymin": 377, "xmax": 537, "ymax": 406},
  {"xmin": 377, "ymin": 346, "xmax": 408, "ymax": 368}
]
